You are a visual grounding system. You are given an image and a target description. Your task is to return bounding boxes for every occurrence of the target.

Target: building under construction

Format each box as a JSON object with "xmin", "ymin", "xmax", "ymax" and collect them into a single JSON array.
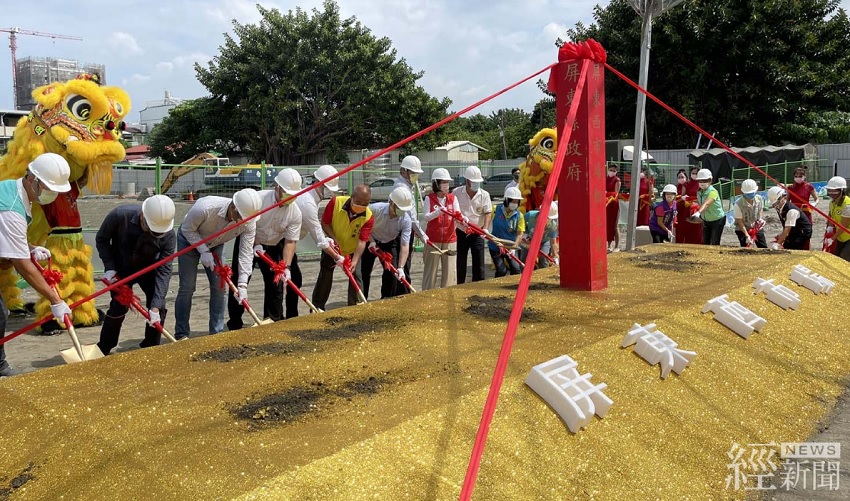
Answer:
[{"xmin": 15, "ymin": 57, "xmax": 106, "ymax": 110}]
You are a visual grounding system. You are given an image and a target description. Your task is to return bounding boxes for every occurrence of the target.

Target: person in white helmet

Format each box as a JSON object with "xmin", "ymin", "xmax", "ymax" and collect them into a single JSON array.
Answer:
[
  {"xmin": 825, "ymin": 176, "xmax": 850, "ymax": 260},
  {"xmin": 174, "ymin": 188, "xmax": 262, "ymax": 339},
  {"xmin": 733, "ymin": 179, "xmax": 767, "ymax": 248},
  {"xmin": 392, "ymin": 155, "xmax": 429, "ymax": 285},
  {"xmin": 361, "ymin": 186, "xmax": 414, "ymax": 299},
  {"xmin": 0, "ymin": 153, "xmax": 74, "ymax": 376},
  {"xmin": 767, "ymin": 186, "xmax": 812, "ymax": 250},
  {"xmin": 94, "ymin": 195, "xmax": 177, "ymax": 354},
  {"xmin": 648, "ymin": 184, "xmax": 678, "ymax": 243},
  {"xmin": 453, "ymin": 165, "xmax": 493, "ymax": 283},
  {"xmin": 289, "ymin": 164, "xmax": 347, "ymax": 318},
  {"xmin": 692, "ymin": 168, "xmax": 726, "ymax": 245},
  {"xmin": 521, "ymin": 200, "xmax": 559, "ymax": 267},
  {"xmin": 422, "ymin": 168, "xmax": 463, "ymax": 290},
  {"xmin": 226, "ymin": 169, "xmax": 302, "ymax": 330},
  {"xmin": 489, "ymin": 186, "xmax": 526, "ymax": 277},
  {"xmin": 786, "ymin": 166, "xmax": 819, "ymax": 224}
]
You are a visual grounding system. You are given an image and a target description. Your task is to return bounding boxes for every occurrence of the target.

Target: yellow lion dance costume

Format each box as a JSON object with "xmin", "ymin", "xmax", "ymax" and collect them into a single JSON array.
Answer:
[
  {"xmin": 518, "ymin": 128, "xmax": 557, "ymax": 212},
  {"xmin": 0, "ymin": 74, "xmax": 130, "ymax": 330}
]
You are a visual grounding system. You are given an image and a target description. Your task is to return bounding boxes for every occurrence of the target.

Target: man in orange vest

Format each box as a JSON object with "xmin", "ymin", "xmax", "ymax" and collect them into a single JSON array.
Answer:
[{"xmin": 313, "ymin": 184, "xmax": 374, "ymax": 310}]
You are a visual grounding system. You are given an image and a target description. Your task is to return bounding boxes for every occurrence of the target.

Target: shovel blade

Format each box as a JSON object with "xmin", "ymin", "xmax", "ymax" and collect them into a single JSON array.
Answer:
[
  {"xmin": 60, "ymin": 344, "xmax": 105, "ymax": 364},
  {"xmin": 250, "ymin": 318, "xmax": 275, "ymax": 327}
]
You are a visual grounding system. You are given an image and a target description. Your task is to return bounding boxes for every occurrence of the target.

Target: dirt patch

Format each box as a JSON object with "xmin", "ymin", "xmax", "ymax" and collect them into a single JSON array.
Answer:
[
  {"xmin": 231, "ymin": 375, "xmax": 390, "ymax": 430},
  {"xmin": 719, "ymin": 248, "xmax": 790, "ymax": 255},
  {"xmin": 628, "ymin": 250, "xmax": 701, "ymax": 272},
  {"xmin": 191, "ymin": 342, "xmax": 302, "ymax": 363},
  {"xmin": 500, "ymin": 282, "xmax": 562, "ymax": 292},
  {"xmin": 287, "ymin": 316, "xmax": 404, "ymax": 342},
  {"xmin": 0, "ymin": 463, "xmax": 35, "ymax": 500},
  {"xmin": 464, "ymin": 295, "xmax": 539, "ymax": 321}
]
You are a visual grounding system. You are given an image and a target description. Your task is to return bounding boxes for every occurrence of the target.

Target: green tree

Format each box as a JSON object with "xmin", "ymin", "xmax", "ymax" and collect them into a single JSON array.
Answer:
[
  {"xmin": 147, "ymin": 97, "xmax": 236, "ymax": 164},
  {"xmin": 194, "ymin": 1, "xmax": 450, "ymax": 165},
  {"xmin": 563, "ymin": 0, "xmax": 850, "ymax": 148}
]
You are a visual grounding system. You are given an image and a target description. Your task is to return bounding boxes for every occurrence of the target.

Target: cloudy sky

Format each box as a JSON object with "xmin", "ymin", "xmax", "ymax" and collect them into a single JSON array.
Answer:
[{"xmin": 2, "ymin": 0, "xmax": 849, "ymax": 125}]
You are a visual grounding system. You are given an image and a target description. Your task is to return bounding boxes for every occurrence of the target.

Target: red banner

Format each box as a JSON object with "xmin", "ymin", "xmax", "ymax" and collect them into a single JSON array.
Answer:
[{"xmin": 552, "ymin": 59, "xmax": 607, "ymax": 290}]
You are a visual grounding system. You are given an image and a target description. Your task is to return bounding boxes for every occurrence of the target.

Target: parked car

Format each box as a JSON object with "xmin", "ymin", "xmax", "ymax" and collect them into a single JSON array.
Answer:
[
  {"xmin": 368, "ymin": 177, "xmax": 396, "ymax": 201},
  {"xmin": 483, "ymin": 172, "xmax": 515, "ymax": 199}
]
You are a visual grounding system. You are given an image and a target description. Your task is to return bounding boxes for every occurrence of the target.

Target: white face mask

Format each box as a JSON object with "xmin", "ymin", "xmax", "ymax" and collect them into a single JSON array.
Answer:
[
  {"xmin": 37, "ymin": 189, "xmax": 58, "ymax": 205},
  {"xmin": 665, "ymin": 194, "xmax": 676, "ymax": 203},
  {"xmin": 508, "ymin": 202, "xmax": 518, "ymax": 211},
  {"xmin": 469, "ymin": 182, "xmax": 480, "ymax": 191},
  {"xmin": 409, "ymin": 173, "xmax": 420, "ymax": 184},
  {"xmin": 698, "ymin": 182, "xmax": 710, "ymax": 190},
  {"xmin": 639, "ymin": 172, "xmax": 646, "ymax": 179}
]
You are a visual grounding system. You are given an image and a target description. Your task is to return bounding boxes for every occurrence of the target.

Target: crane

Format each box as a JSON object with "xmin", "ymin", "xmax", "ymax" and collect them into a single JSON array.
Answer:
[{"xmin": 0, "ymin": 27, "xmax": 83, "ymax": 109}]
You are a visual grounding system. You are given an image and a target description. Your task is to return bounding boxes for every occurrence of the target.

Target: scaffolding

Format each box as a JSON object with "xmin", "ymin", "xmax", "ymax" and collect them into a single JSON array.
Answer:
[{"xmin": 15, "ymin": 57, "xmax": 106, "ymax": 110}]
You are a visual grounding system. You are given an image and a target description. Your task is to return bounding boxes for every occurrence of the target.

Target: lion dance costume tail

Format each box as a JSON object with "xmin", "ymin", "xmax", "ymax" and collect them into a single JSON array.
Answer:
[{"xmin": 0, "ymin": 73, "xmax": 130, "ymax": 330}]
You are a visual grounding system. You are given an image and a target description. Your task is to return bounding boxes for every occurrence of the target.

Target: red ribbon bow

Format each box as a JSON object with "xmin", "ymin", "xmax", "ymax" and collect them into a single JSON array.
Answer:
[
  {"xmin": 557, "ymin": 38, "xmax": 607, "ymax": 63},
  {"xmin": 269, "ymin": 260, "xmax": 288, "ymax": 284},
  {"xmin": 215, "ymin": 263, "xmax": 233, "ymax": 289},
  {"xmin": 42, "ymin": 268, "xmax": 63, "ymax": 288},
  {"xmin": 113, "ymin": 283, "xmax": 139, "ymax": 308}
]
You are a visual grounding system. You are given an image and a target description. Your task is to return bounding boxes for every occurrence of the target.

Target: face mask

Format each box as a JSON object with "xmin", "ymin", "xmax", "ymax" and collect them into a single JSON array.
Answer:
[
  {"xmin": 828, "ymin": 190, "xmax": 842, "ymax": 201},
  {"xmin": 438, "ymin": 182, "xmax": 450, "ymax": 192},
  {"xmin": 698, "ymin": 182, "xmax": 710, "ymax": 190},
  {"xmin": 608, "ymin": 171, "xmax": 616, "ymax": 178},
  {"xmin": 512, "ymin": 174, "xmax": 519, "ymax": 181},
  {"xmin": 744, "ymin": 192, "xmax": 756, "ymax": 200},
  {"xmin": 678, "ymin": 177, "xmax": 686, "ymax": 184},
  {"xmin": 350, "ymin": 202, "xmax": 368, "ymax": 214},
  {"xmin": 691, "ymin": 174, "xmax": 698, "ymax": 181},
  {"xmin": 409, "ymin": 173, "xmax": 420, "ymax": 184},
  {"xmin": 37, "ymin": 189, "xmax": 58, "ymax": 205},
  {"xmin": 469, "ymin": 182, "xmax": 480, "ymax": 191},
  {"xmin": 508, "ymin": 202, "xmax": 519, "ymax": 211},
  {"xmin": 639, "ymin": 172, "xmax": 646, "ymax": 179},
  {"xmin": 665, "ymin": 194, "xmax": 675, "ymax": 203},
  {"xmin": 794, "ymin": 176, "xmax": 804, "ymax": 184}
]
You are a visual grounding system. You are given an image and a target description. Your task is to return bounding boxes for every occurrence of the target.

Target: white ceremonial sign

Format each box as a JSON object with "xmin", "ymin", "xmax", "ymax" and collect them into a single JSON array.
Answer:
[
  {"xmin": 622, "ymin": 323, "xmax": 697, "ymax": 379},
  {"xmin": 702, "ymin": 294, "xmax": 767, "ymax": 339}
]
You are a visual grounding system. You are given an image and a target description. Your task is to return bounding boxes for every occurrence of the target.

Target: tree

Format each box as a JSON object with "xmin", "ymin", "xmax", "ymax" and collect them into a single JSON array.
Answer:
[
  {"xmin": 147, "ymin": 97, "xmax": 236, "ymax": 164},
  {"xmin": 440, "ymin": 108, "xmax": 538, "ymax": 160},
  {"xmin": 563, "ymin": 0, "xmax": 850, "ymax": 148},
  {"xmin": 194, "ymin": 1, "xmax": 450, "ymax": 165}
]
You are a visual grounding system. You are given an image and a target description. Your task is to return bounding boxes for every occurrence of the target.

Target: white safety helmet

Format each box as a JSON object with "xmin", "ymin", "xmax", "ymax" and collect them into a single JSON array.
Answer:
[
  {"xmin": 28, "ymin": 152, "xmax": 72, "ymax": 192},
  {"xmin": 463, "ymin": 165, "xmax": 484, "ymax": 183},
  {"xmin": 141, "ymin": 195, "xmax": 176, "ymax": 233},
  {"xmin": 696, "ymin": 168, "xmax": 713, "ymax": 181},
  {"xmin": 313, "ymin": 164, "xmax": 340, "ymax": 192},
  {"xmin": 547, "ymin": 201, "xmax": 559, "ymax": 220},
  {"xmin": 767, "ymin": 186, "xmax": 786, "ymax": 205},
  {"xmin": 504, "ymin": 186, "xmax": 524, "ymax": 200},
  {"xmin": 740, "ymin": 179, "xmax": 759, "ymax": 194},
  {"xmin": 400, "ymin": 155, "xmax": 423, "ymax": 174},
  {"xmin": 431, "ymin": 168, "xmax": 452, "ymax": 181},
  {"xmin": 826, "ymin": 176, "xmax": 848, "ymax": 190},
  {"xmin": 274, "ymin": 168, "xmax": 302, "ymax": 195},
  {"xmin": 661, "ymin": 184, "xmax": 677, "ymax": 195},
  {"xmin": 389, "ymin": 186, "xmax": 414, "ymax": 212},
  {"xmin": 233, "ymin": 188, "xmax": 263, "ymax": 219}
]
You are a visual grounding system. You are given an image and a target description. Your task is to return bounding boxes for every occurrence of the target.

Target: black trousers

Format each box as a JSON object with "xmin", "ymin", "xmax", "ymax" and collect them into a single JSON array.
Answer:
[
  {"xmin": 650, "ymin": 230, "xmax": 671, "ymax": 243},
  {"xmin": 97, "ymin": 274, "xmax": 165, "ymax": 355},
  {"xmin": 285, "ymin": 253, "xmax": 302, "ymax": 319},
  {"xmin": 734, "ymin": 229, "xmax": 767, "ymax": 248},
  {"xmin": 227, "ymin": 236, "xmax": 286, "ymax": 330},
  {"xmin": 360, "ymin": 239, "xmax": 403, "ymax": 300},
  {"xmin": 312, "ymin": 251, "xmax": 364, "ymax": 310},
  {"xmin": 702, "ymin": 218, "xmax": 725, "ymax": 245},
  {"xmin": 456, "ymin": 229, "xmax": 486, "ymax": 283},
  {"xmin": 489, "ymin": 248, "xmax": 521, "ymax": 277}
]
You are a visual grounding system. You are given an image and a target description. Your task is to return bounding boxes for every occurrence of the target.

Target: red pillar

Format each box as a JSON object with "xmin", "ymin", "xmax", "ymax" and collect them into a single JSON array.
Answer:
[{"xmin": 552, "ymin": 58, "xmax": 607, "ymax": 290}]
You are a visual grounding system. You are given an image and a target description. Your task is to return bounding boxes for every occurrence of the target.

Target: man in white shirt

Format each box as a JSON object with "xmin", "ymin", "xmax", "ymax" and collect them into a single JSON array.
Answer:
[
  {"xmin": 0, "ymin": 153, "xmax": 74, "ymax": 377},
  {"xmin": 289, "ymin": 165, "xmax": 346, "ymax": 318},
  {"xmin": 392, "ymin": 155, "xmax": 430, "ymax": 288},
  {"xmin": 361, "ymin": 186, "xmax": 414, "ymax": 299},
  {"xmin": 174, "ymin": 189, "xmax": 262, "ymax": 339},
  {"xmin": 452, "ymin": 165, "xmax": 493, "ymax": 283},
  {"xmin": 227, "ymin": 169, "xmax": 302, "ymax": 330}
]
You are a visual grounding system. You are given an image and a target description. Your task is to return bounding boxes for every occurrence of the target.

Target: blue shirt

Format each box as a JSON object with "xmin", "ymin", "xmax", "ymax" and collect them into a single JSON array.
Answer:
[
  {"xmin": 489, "ymin": 204, "xmax": 524, "ymax": 251},
  {"xmin": 524, "ymin": 210, "xmax": 558, "ymax": 240}
]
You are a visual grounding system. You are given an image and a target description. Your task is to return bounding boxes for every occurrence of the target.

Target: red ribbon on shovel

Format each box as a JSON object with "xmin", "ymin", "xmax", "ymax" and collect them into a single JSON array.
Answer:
[
  {"xmin": 254, "ymin": 250, "xmax": 323, "ymax": 313},
  {"xmin": 368, "ymin": 245, "xmax": 417, "ymax": 293}
]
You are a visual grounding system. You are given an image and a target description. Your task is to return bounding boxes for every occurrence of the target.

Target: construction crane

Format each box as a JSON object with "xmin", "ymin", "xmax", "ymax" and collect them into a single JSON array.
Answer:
[{"xmin": 0, "ymin": 27, "xmax": 83, "ymax": 109}]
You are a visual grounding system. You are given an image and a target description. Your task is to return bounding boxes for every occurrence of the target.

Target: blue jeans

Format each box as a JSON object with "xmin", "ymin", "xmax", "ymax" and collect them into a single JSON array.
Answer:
[
  {"xmin": 520, "ymin": 240, "xmax": 552, "ymax": 269},
  {"xmin": 174, "ymin": 229, "xmax": 226, "ymax": 339}
]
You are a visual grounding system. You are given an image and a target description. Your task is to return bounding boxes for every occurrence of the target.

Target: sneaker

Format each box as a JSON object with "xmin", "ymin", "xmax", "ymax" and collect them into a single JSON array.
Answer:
[{"xmin": 0, "ymin": 365, "xmax": 20, "ymax": 377}]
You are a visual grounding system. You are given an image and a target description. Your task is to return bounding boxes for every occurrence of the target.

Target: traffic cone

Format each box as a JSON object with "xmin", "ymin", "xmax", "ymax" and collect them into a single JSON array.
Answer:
[{"xmin": 188, "ymin": 190, "xmax": 195, "ymax": 202}]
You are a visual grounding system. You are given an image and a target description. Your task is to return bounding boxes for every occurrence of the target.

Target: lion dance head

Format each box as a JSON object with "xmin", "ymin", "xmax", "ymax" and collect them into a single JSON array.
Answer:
[{"xmin": 518, "ymin": 128, "xmax": 558, "ymax": 211}]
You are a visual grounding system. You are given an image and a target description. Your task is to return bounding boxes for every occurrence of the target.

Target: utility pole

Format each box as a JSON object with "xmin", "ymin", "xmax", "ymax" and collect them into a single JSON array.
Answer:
[
  {"xmin": 0, "ymin": 27, "xmax": 83, "ymax": 109},
  {"xmin": 499, "ymin": 111, "xmax": 508, "ymax": 160}
]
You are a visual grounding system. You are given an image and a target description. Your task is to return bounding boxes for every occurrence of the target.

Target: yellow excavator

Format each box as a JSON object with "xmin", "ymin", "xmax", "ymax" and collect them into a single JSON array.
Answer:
[{"xmin": 159, "ymin": 152, "xmax": 220, "ymax": 194}]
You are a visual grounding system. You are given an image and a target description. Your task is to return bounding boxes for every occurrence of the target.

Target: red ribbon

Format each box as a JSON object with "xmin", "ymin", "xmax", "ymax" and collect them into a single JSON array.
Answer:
[
  {"xmin": 557, "ymin": 38, "xmax": 607, "ymax": 63},
  {"xmin": 215, "ymin": 263, "xmax": 232, "ymax": 290},
  {"xmin": 269, "ymin": 260, "xmax": 288, "ymax": 285},
  {"xmin": 112, "ymin": 283, "xmax": 139, "ymax": 308},
  {"xmin": 42, "ymin": 268, "xmax": 63, "ymax": 288}
]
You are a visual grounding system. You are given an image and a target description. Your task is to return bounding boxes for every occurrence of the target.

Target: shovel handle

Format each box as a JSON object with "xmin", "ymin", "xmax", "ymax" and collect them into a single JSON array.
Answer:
[
  {"xmin": 101, "ymin": 278, "xmax": 177, "ymax": 343},
  {"xmin": 213, "ymin": 261, "xmax": 267, "ymax": 326},
  {"xmin": 255, "ymin": 250, "xmax": 322, "ymax": 314},
  {"xmin": 62, "ymin": 314, "xmax": 88, "ymax": 362}
]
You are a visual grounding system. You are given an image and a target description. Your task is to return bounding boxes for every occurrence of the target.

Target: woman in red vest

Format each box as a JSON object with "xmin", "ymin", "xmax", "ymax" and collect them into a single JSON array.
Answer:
[
  {"xmin": 422, "ymin": 168, "xmax": 462, "ymax": 290},
  {"xmin": 675, "ymin": 166, "xmax": 703, "ymax": 244},
  {"xmin": 636, "ymin": 166, "xmax": 653, "ymax": 226},
  {"xmin": 605, "ymin": 164, "xmax": 621, "ymax": 251}
]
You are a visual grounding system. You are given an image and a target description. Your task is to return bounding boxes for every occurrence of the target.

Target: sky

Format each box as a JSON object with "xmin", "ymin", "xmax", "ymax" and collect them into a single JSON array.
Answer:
[{"xmin": 2, "ymin": 0, "xmax": 849, "ymax": 124}]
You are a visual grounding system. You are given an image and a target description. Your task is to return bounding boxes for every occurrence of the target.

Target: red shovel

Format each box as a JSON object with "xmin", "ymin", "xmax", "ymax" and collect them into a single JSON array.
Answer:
[
  {"xmin": 213, "ymin": 254, "xmax": 273, "ymax": 327},
  {"xmin": 330, "ymin": 242, "xmax": 367, "ymax": 304},
  {"xmin": 368, "ymin": 245, "xmax": 417, "ymax": 293},
  {"xmin": 101, "ymin": 278, "xmax": 177, "ymax": 342},
  {"xmin": 254, "ymin": 250, "xmax": 323, "ymax": 313}
]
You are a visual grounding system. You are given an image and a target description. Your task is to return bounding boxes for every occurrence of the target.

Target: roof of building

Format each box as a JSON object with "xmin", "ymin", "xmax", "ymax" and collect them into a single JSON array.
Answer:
[{"xmin": 437, "ymin": 140, "xmax": 488, "ymax": 152}]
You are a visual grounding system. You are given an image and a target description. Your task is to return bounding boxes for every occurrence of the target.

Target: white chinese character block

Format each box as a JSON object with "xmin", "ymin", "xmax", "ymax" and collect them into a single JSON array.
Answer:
[
  {"xmin": 621, "ymin": 323, "xmax": 697, "ymax": 379},
  {"xmin": 702, "ymin": 294, "xmax": 767, "ymax": 339},
  {"xmin": 790, "ymin": 265, "xmax": 835, "ymax": 295},
  {"xmin": 753, "ymin": 277, "xmax": 802, "ymax": 310},
  {"xmin": 525, "ymin": 355, "xmax": 613, "ymax": 433}
]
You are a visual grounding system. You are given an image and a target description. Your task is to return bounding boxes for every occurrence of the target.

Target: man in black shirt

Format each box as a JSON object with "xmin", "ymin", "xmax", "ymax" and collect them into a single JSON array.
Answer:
[{"xmin": 95, "ymin": 195, "xmax": 177, "ymax": 354}]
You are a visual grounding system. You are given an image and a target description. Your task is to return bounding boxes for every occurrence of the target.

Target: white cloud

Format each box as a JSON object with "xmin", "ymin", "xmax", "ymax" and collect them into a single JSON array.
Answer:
[{"xmin": 112, "ymin": 32, "xmax": 143, "ymax": 56}]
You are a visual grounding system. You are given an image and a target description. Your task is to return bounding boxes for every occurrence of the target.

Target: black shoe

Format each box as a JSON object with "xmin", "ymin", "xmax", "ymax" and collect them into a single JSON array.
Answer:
[
  {"xmin": 0, "ymin": 365, "xmax": 20, "ymax": 377},
  {"xmin": 38, "ymin": 319, "xmax": 63, "ymax": 336}
]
